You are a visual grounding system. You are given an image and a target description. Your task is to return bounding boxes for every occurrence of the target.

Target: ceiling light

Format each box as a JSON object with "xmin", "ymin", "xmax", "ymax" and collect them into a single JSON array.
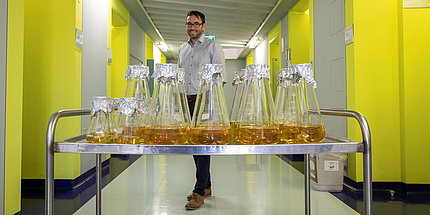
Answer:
[
  {"xmin": 155, "ymin": 42, "xmax": 169, "ymax": 52},
  {"xmin": 220, "ymin": 44, "xmax": 246, "ymax": 48},
  {"xmin": 247, "ymin": 37, "xmax": 262, "ymax": 49},
  {"xmin": 222, "ymin": 48, "xmax": 244, "ymax": 59}
]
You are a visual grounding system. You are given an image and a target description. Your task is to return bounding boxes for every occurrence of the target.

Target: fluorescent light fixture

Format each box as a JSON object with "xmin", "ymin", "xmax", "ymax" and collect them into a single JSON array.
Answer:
[
  {"xmin": 220, "ymin": 44, "xmax": 246, "ymax": 48},
  {"xmin": 222, "ymin": 48, "xmax": 244, "ymax": 59},
  {"xmin": 155, "ymin": 42, "xmax": 169, "ymax": 52},
  {"xmin": 247, "ymin": 37, "xmax": 262, "ymax": 49},
  {"xmin": 404, "ymin": 0, "xmax": 430, "ymax": 8}
]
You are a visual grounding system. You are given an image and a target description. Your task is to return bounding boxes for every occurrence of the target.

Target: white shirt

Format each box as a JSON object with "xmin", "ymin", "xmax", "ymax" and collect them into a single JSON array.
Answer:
[{"xmin": 178, "ymin": 34, "xmax": 226, "ymax": 95}]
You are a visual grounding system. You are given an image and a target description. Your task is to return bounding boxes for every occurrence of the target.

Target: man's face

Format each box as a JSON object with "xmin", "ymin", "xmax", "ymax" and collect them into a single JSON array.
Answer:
[{"xmin": 186, "ymin": 15, "xmax": 205, "ymax": 40}]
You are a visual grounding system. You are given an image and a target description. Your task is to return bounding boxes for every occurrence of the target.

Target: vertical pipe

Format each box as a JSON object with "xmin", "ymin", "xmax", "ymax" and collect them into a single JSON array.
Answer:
[
  {"xmin": 348, "ymin": 110, "xmax": 372, "ymax": 215},
  {"xmin": 46, "ymin": 113, "xmax": 59, "ymax": 215},
  {"xmin": 360, "ymin": 116, "xmax": 372, "ymax": 215},
  {"xmin": 46, "ymin": 149, "xmax": 54, "ymax": 215},
  {"xmin": 364, "ymin": 148, "xmax": 372, "ymax": 214},
  {"xmin": 96, "ymin": 154, "xmax": 102, "ymax": 215},
  {"xmin": 305, "ymin": 154, "xmax": 311, "ymax": 215}
]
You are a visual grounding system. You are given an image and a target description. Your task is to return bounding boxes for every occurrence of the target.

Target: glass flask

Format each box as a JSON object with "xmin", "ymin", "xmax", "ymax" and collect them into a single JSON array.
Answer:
[
  {"xmin": 237, "ymin": 64, "xmax": 279, "ymax": 144},
  {"xmin": 190, "ymin": 64, "xmax": 232, "ymax": 145},
  {"xmin": 86, "ymin": 96, "xmax": 114, "ymax": 143},
  {"xmin": 124, "ymin": 64, "xmax": 150, "ymax": 99},
  {"xmin": 114, "ymin": 97, "xmax": 140, "ymax": 144},
  {"xmin": 176, "ymin": 68, "xmax": 192, "ymax": 132},
  {"xmin": 229, "ymin": 69, "xmax": 245, "ymax": 141},
  {"xmin": 136, "ymin": 99, "xmax": 150, "ymax": 143},
  {"xmin": 109, "ymin": 97, "xmax": 119, "ymax": 136},
  {"xmin": 281, "ymin": 63, "xmax": 326, "ymax": 143},
  {"xmin": 145, "ymin": 63, "xmax": 187, "ymax": 145},
  {"xmin": 274, "ymin": 68, "xmax": 288, "ymax": 132}
]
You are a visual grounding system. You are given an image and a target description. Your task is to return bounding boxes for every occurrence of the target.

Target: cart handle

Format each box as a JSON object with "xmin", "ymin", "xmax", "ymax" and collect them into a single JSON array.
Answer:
[
  {"xmin": 45, "ymin": 109, "xmax": 90, "ymax": 215},
  {"xmin": 316, "ymin": 108, "xmax": 372, "ymax": 215}
]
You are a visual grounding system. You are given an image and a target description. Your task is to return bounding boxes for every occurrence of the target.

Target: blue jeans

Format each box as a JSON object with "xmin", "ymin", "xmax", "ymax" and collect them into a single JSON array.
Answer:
[{"xmin": 188, "ymin": 99, "xmax": 211, "ymax": 197}]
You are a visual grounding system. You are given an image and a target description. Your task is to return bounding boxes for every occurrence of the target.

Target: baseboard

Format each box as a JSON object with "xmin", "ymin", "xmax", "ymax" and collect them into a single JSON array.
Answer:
[
  {"xmin": 344, "ymin": 177, "xmax": 430, "ymax": 194},
  {"xmin": 22, "ymin": 158, "xmax": 111, "ymax": 190}
]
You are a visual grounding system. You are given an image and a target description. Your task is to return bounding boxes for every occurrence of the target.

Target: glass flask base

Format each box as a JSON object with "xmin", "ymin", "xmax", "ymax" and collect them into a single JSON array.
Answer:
[
  {"xmin": 86, "ymin": 132, "xmax": 112, "ymax": 143},
  {"xmin": 238, "ymin": 126, "xmax": 279, "ymax": 144},
  {"xmin": 114, "ymin": 135, "xmax": 140, "ymax": 144},
  {"xmin": 281, "ymin": 123, "xmax": 326, "ymax": 143},
  {"xmin": 190, "ymin": 127, "xmax": 232, "ymax": 145},
  {"xmin": 144, "ymin": 126, "xmax": 186, "ymax": 145}
]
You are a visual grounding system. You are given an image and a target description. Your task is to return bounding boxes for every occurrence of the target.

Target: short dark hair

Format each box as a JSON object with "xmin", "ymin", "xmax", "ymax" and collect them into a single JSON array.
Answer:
[{"xmin": 187, "ymin": 11, "xmax": 205, "ymax": 24}]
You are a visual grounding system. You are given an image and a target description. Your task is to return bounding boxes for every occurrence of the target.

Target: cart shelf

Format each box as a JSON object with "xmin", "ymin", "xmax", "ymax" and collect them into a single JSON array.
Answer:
[{"xmin": 46, "ymin": 109, "xmax": 372, "ymax": 215}]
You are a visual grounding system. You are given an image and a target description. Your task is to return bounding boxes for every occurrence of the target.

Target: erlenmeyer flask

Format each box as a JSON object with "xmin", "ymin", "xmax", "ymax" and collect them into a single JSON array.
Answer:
[
  {"xmin": 276, "ymin": 47, "xmax": 292, "ymax": 132},
  {"xmin": 282, "ymin": 63, "xmax": 326, "ymax": 143},
  {"xmin": 176, "ymin": 68, "xmax": 192, "ymax": 131},
  {"xmin": 109, "ymin": 98, "xmax": 119, "ymax": 136},
  {"xmin": 274, "ymin": 68, "xmax": 288, "ymax": 131},
  {"xmin": 280, "ymin": 67, "xmax": 304, "ymax": 143},
  {"xmin": 237, "ymin": 64, "xmax": 279, "ymax": 144},
  {"xmin": 190, "ymin": 64, "xmax": 232, "ymax": 145},
  {"xmin": 145, "ymin": 63, "xmax": 187, "ymax": 145},
  {"xmin": 136, "ymin": 98, "xmax": 150, "ymax": 143},
  {"xmin": 125, "ymin": 65, "xmax": 150, "ymax": 99},
  {"xmin": 229, "ymin": 69, "xmax": 245, "ymax": 141},
  {"xmin": 86, "ymin": 96, "xmax": 113, "ymax": 143},
  {"xmin": 114, "ymin": 97, "xmax": 140, "ymax": 144}
]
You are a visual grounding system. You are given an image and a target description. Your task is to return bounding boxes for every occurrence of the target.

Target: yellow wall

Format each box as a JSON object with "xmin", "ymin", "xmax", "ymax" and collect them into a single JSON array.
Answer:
[
  {"xmin": 288, "ymin": 6, "xmax": 310, "ymax": 64},
  {"xmin": 308, "ymin": 1, "xmax": 313, "ymax": 64},
  {"xmin": 247, "ymin": 51, "xmax": 253, "ymax": 65},
  {"xmin": 21, "ymin": 0, "xmax": 81, "ymax": 181},
  {"xmin": 109, "ymin": 0, "xmax": 130, "ymax": 98},
  {"xmin": 402, "ymin": 8, "xmax": 430, "ymax": 183},
  {"xmin": 346, "ymin": 0, "xmax": 402, "ymax": 182},
  {"xmin": 161, "ymin": 51, "xmax": 166, "ymax": 64},
  {"xmin": 304, "ymin": 0, "xmax": 430, "ymax": 184},
  {"xmin": 5, "ymin": 0, "xmax": 24, "ymax": 213},
  {"xmin": 145, "ymin": 33, "xmax": 154, "ymax": 61}
]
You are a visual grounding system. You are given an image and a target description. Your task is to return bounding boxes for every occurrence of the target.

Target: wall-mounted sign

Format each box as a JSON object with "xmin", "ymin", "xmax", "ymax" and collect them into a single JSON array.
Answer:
[
  {"xmin": 75, "ymin": 28, "xmax": 83, "ymax": 49},
  {"xmin": 107, "ymin": 48, "xmax": 112, "ymax": 63},
  {"xmin": 345, "ymin": 24, "xmax": 354, "ymax": 45},
  {"xmin": 281, "ymin": 37, "xmax": 285, "ymax": 53}
]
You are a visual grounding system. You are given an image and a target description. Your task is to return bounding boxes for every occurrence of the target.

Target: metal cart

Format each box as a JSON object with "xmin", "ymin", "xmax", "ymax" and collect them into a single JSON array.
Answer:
[{"xmin": 45, "ymin": 109, "xmax": 372, "ymax": 215}]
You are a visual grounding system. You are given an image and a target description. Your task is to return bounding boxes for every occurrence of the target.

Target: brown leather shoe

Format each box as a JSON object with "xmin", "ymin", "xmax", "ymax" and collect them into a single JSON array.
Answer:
[
  {"xmin": 186, "ymin": 188, "xmax": 211, "ymax": 201},
  {"xmin": 185, "ymin": 193, "xmax": 204, "ymax": 210},
  {"xmin": 205, "ymin": 188, "xmax": 212, "ymax": 197}
]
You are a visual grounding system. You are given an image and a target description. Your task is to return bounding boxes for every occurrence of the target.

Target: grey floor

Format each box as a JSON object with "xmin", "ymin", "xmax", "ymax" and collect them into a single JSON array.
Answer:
[{"xmin": 73, "ymin": 154, "xmax": 359, "ymax": 215}]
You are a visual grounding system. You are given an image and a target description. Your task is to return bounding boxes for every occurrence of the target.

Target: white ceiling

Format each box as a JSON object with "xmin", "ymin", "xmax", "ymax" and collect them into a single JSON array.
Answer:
[{"xmin": 122, "ymin": 0, "xmax": 299, "ymax": 59}]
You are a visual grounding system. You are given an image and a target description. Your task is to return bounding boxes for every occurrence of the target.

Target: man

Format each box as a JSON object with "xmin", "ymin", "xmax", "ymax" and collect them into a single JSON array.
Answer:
[{"xmin": 177, "ymin": 10, "xmax": 226, "ymax": 210}]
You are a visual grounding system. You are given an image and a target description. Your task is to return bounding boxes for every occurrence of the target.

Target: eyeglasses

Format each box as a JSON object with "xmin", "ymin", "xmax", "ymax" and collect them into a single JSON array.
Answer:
[{"xmin": 186, "ymin": 22, "xmax": 203, "ymax": 28}]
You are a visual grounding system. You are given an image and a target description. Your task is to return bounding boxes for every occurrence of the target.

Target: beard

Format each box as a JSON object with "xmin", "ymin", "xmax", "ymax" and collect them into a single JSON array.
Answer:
[{"xmin": 188, "ymin": 29, "xmax": 202, "ymax": 40}]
